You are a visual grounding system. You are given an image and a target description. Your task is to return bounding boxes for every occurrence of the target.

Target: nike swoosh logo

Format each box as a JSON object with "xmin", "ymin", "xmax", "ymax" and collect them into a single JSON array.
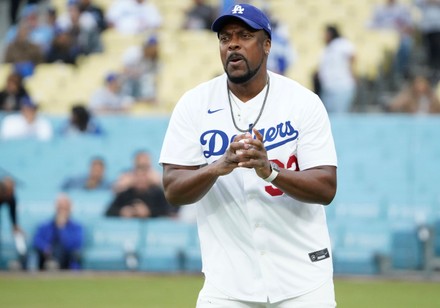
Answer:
[{"xmin": 208, "ymin": 108, "xmax": 224, "ymax": 114}]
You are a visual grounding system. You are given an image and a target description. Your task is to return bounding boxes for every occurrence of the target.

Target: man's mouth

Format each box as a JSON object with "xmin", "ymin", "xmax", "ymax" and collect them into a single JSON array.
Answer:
[{"xmin": 227, "ymin": 54, "xmax": 245, "ymax": 65}]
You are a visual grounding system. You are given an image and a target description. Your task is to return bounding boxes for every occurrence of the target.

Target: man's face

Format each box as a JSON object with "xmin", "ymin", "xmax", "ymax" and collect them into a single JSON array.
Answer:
[
  {"xmin": 90, "ymin": 160, "xmax": 105, "ymax": 179},
  {"xmin": 218, "ymin": 20, "xmax": 270, "ymax": 84}
]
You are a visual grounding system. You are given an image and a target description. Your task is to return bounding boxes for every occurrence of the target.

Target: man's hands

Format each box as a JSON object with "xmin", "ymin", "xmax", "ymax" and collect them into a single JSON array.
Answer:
[{"xmin": 217, "ymin": 129, "xmax": 272, "ymax": 180}]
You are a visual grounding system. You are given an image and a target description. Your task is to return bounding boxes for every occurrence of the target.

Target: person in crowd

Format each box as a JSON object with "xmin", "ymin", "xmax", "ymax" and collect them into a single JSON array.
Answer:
[
  {"xmin": 4, "ymin": 4, "xmax": 54, "ymax": 55},
  {"xmin": 0, "ymin": 96, "xmax": 53, "ymax": 141},
  {"xmin": 121, "ymin": 35, "xmax": 160, "ymax": 103},
  {"xmin": 3, "ymin": 21, "xmax": 44, "ymax": 74},
  {"xmin": 8, "ymin": 0, "xmax": 44, "ymax": 25},
  {"xmin": 32, "ymin": 194, "xmax": 83, "ymax": 270},
  {"xmin": 105, "ymin": 0, "xmax": 162, "ymax": 35},
  {"xmin": 59, "ymin": 104, "xmax": 104, "ymax": 136},
  {"xmin": 388, "ymin": 73, "xmax": 440, "ymax": 113},
  {"xmin": 317, "ymin": 24, "xmax": 357, "ymax": 113},
  {"xmin": 61, "ymin": 156, "xmax": 112, "ymax": 191},
  {"xmin": 105, "ymin": 166, "xmax": 171, "ymax": 218},
  {"xmin": 89, "ymin": 73, "xmax": 134, "ymax": 114},
  {"xmin": 0, "ymin": 177, "xmax": 23, "ymax": 237},
  {"xmin": 414, "ymin": 0, "xmax": 440, "ymax": 77},
  {"xmin": 45, "ymin": 29, "xmax": 81, "ymax": 65},
  {"xmin": 265, "ymin": 10, "xmax": 296, "ymax": 76},
  {"xmin": 183, "ymin": 0, "xmax": 217, "ymax": 30},
  {"xmin": 367, "ymin": 0, "xmax": 414, "ymax": 80},
  {"xmin": 113, "ymin": 150, "xmax": 161, "ymax": 194},
  {"xmin": 77, "ymin": 0, "xmax": 107, "ymax": 32},
  {"xmin": 56, "ymin": 1, "xmax": 103, "ymax": 55},
  {"xmin": 0, "ymin": 72, "xmax": 30, "ymax": 112},
  {"xmin": 0, "ymin": 176, "xmax": 26, "ymax": 269}
]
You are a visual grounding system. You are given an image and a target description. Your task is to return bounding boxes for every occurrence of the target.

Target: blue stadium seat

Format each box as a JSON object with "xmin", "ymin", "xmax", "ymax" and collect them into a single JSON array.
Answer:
[
  {"xmin": 332, "ymin": 221, "xmax": 391, "ymax": 275},
  {"xmin": 69, "ymin": 190, "xmax": 113, "ymax": 223},
  {"xmin": 390, "ymin": 228, "xmax": 424, "ymax": 270},
  {"xmin": 433, "ymin": 220, "xmax": 440, "ymax": 257},
  {"xmin": 138, "ymin": 218, "xmax": 193, "ymax": 272},
  {"xmin": 82, "ymin": 218, "xmax": 142, "ymax": 271},
  {"xmin": 182, "ymin": 223, "xmax": 202, "ymax": 272}
]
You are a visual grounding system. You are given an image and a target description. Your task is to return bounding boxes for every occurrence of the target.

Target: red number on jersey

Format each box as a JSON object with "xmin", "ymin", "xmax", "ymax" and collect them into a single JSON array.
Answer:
[{"xmin": 264, "ymin": 155, "xmax": 299, "ymax": 197}]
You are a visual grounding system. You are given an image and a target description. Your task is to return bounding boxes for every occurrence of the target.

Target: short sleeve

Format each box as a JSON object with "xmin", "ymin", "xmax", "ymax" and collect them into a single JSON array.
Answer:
[
  {"xmin": 159, "ymin": 91, "xmax": 206, "ymax": 166},
  {"xmin": 296, "ymin": 95, "xmax": 337, "ymax": 170}
]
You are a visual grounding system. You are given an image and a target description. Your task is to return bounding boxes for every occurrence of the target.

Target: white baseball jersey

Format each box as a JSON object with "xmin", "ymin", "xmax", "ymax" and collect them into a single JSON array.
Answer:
[{"xmin": 160, "ymin": 71, "xmax": 337, "ymax": 303}]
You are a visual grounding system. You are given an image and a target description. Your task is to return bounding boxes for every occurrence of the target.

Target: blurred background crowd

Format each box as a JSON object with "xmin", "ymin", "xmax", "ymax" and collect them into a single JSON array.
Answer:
[{"xmin": 1, "ymin": 0, "xmax": 440, "ymax": 275}]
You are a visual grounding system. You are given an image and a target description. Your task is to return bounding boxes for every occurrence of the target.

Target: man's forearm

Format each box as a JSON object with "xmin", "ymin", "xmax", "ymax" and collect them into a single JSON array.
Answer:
[{"xmin": 162, "ymin": 163, "xmax": 221, "ymax": 206}]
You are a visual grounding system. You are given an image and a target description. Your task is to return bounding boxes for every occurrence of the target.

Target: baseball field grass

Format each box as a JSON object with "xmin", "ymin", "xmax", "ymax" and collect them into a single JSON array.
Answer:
[{"xmin": 0, "ymin": 272, "xmax": 439, "ymax": 308}]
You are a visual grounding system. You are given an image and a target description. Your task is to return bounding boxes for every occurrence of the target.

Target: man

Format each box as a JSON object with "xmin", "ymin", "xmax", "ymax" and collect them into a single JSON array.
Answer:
[
  {"xmin": 105, "ymin": 165, "xmax": 170, "ymax": 218},
  {"xmin": 89, "ymin": 72, "xmax": 134, "ymax": 114},
  {"xmin": 113, "ymin": 150, "xmax": 161, "ymax": 193},
  {"xmin": 0, "ymin": 177, "xmax": 23, "ymax": 235},
  {"xmin": 32, "ymin": 194, "xmax": 83, "ymax": 270},
  {"xmin": 367, "ymin": 0, "xmax": 413, "ymax": 80},
  {"xmin": 0, "ymin": 96, "xmax": 53, "ymax": 141},
  {"xmin": 61, "ymin": 157, "xmax": 111, "ymax": 191},
  {"xmin": 160, "ymin": 4, "xmax": 338, "ymax": 308},
  {"xmin": 317, "ymin": 25, "xmax": 356, "ymax": 114}
]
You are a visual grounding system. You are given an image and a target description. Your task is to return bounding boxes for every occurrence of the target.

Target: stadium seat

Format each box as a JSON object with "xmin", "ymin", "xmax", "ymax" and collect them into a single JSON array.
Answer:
[
  {"xmin": 332, "ymin": 221, "xmax": 391, "ymax": 275},
  {"xmin": 82, "ymin": 218, "xmax": 142, "ymax": 271},
  {"xmin": 138, "ymin": 218, "xmax": 194, "ymax": 272},
  {"xmin": 390, "ymin": 228, "xmax": 424, "ymax": 270},
  {"xmin": 182, "ymin": 223, "xmax": 202, "ymax": 272}
]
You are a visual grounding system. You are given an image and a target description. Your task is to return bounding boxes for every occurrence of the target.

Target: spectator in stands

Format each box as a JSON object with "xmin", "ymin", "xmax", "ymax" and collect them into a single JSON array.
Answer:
[
  {"xmin": 0, "ymin": 177, "xmax": 23, "ymax": 237},
  {"xmin": 0, "ymin": 96, "xmax": 53, "ymax": 141},
  {"xmin": 61, "ymin": 156, "xmax": 112, "ymax": 191},
  {"xmin": 32, "ymin": 194, "xmax": 83, "ymax": 270},
  {"xmin": 367, "ymin": 0, "xmax": 414, "ymax": 80},
  {"xmin": 4, "ymin": 4, "xmax": 54, "ymax": 55},
  {"xmin": 59, "ymin": 104, "xmax": 104, "ymax": 136},
  {"xmin": 77, "ymin": 0, "xmax": 107, "ymax": 32},
  {"xmin": 183, "ymin": 0, "xmax": 217, "ymax": 30},
  {"xmin": 121, "ymin": 35, "xmax": 160, "ymax": 103},
  {"xmin": 45, "ymin": 29, "xmax": 81, "ymax": 65},
  {"xmin": 265, "ymin": 10, "xmax": 296, "ymax": 76},
  {"xmin": 56, "ymin": 1, "xmax": 103, "ymax": 55},
  {"xmin": 0, "ymin": 176, "xmax": 26, "ymax": 269},
  {"xmin": 105, "ymin": 166, "xmax": 171, "ymax": 219},
  {"xmin": 387, "ymin": 74, "xmax": 440, "ymax": 113},
  {"xmin": 105, "ymin": 0, "xmax": 162, "ymax": 35},
  {"xmin": 3, "ymin": 21, "xmax": 44, "ymax": 74},
  {"xmin": 0, "ymin": 72, "xmax": 30, "ymax": 112},
  {"xmin": 317, "ymin": 25, "xmax": 356, "ymax": 113},
  {"xmin": 8, "ymin": 0, "xmax": 44, "ymax": 25},
  {"xmin": 89, "ymin": 72, "xmax": 134, "ymax": 114},
  {"xmin": 414, "ymin": 0, "xmax": 440, "ymax": 78},
  {"xmin": 113, "ymin": 150, "xmax": 161, "ymax": 193}
]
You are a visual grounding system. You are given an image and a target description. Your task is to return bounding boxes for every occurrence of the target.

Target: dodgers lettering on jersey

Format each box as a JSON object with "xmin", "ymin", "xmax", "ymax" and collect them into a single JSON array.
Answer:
[{"xmin": 200, "ymin": 121, "xmax": 299, "ymax": 159}]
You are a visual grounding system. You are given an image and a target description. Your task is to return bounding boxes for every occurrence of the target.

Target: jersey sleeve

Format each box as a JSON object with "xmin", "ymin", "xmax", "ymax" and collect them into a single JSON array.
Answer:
[
  {"xmin": 159, "ymin": 91, "xmax": 206, "ymax": 166},
  {"xmin": 296, "ymin": 94, "xmax": 337, "ymax": 170}
]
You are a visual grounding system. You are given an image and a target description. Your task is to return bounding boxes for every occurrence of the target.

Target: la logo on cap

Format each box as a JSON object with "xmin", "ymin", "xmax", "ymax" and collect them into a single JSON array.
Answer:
[{"xmin": 231, "ymin": 5, "xmax": 244, "ymax": 14}]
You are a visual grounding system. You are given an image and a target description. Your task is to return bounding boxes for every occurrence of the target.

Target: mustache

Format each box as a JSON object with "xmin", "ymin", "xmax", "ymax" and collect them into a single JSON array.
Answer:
[{"xmin": 226, "ymin": 53, "xmax": 246, "ymax": 64}]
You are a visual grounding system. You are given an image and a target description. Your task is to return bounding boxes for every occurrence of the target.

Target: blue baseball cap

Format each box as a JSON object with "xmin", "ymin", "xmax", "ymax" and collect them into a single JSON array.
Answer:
[
  {"xmin": 20, "ymin": 96, "xmax": 38, "ymax": 109},
  {"xmin": 211, "ymin": 4, "xmax": 271, "ymax": 39}
]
